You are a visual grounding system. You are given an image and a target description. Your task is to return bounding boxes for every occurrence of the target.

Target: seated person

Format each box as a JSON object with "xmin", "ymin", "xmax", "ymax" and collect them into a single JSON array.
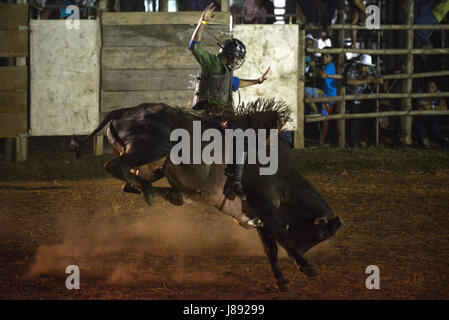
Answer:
[
  {"xmin": 305, "ymin": 49, "xmax": 337, "ymax": 146},
  {"xmin": 414, "ymin": 80, "xmax": 449, "ymax": 148},
  {"xmin": 242, "ymin": 0, "xmax": 267, "ymax": 24}
]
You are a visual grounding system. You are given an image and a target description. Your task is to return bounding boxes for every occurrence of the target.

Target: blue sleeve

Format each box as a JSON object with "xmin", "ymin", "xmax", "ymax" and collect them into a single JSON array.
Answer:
[
  {"xmin": 189, "ymin": 40, "xmax": 200, "ymax": 51},
  {"xmin": 232, "ymin": 77, "xmax": 240, "ymax": 92},
  {"xmin": 324, "ymin": 62, "xmax": 336, "ymax": 75}
]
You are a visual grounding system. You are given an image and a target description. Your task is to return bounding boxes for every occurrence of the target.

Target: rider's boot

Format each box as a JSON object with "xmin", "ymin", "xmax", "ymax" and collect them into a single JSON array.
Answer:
[
  {"xmin": 235, "ymin": 213, "xmax": 263, "ymax": 229},
  {"xmin": 224, "ymin": 151, "xmax": 247, "ymax": 200}
]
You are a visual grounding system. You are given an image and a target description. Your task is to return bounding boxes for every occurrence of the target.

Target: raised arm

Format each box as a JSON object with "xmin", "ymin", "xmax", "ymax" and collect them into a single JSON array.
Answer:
[{"xmin": 191, "ymin": 3, "xmax": 216, "ymax": 45}]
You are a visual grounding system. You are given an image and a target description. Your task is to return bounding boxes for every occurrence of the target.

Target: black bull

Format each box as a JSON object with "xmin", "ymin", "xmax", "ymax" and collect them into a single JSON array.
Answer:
[{"xmin": 71, "ymin": 102, "xmax": 343, "ymax": 290}]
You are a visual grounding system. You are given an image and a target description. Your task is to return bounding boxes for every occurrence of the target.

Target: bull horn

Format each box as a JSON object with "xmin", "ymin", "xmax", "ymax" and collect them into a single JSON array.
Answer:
[{"xmin": 314, "ymin": 217, "xmax": 328, "ymax": 225}]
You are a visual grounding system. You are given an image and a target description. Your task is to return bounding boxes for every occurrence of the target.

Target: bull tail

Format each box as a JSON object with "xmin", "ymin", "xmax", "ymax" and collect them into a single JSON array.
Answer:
[{"xmin": 70, "ymin": 107, "xmax": 134, "ymax": 158}]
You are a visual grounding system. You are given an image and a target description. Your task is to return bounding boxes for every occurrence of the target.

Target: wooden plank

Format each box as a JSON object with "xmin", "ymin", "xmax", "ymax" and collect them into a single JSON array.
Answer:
[
  {"xmin": 102, "ymin": 69, "xmax": 198, "ymax": 91},
  {"xmin": 0, "ymin": 67, "xmax": 28, "ymax": 91},
  {"xmin": 0, "ymin": 31, "xmax": 28, "ymax": 57},
  {"xmin": 3, "ymin": 138, "xmax": 12, "ymax": 162},
  {"xmin": 336, "ymin": 1, "xmax": 346, "ymax": 148},
  {"xmin": 103, "ymin": 25, "xmax": 228, "ymax": 47},
  {"xmin": 102, "ymin": 12, "xmax": 231, "ymax": 26},
  {"xmin": 101, "ymin": 90, "xmax": 193, "ymax": 112},
  {"xmin": 221, "ymin": 0, "xmax": 230, "ymax": 12},
  {"xmin": 0, "ymin": 4, "xmax": 28, "ymax": 30},
  {"xmin": 401, "ymin": 0, "xmax": 414, "ymax": 146},
  {"xmin": 102, "ymin": 46, "xmax": 217, "ymax": 69},
  {"xmin": 93, "ymin": 135, "xmax": 103, "ymax": 157},
  {"xmin": 0, "ymin": 112, "xmax": 27, "ymax": 137},
  {"xmin": 16, "ymin": 134, "xmax": 27, "ymax": 162},
  {"xmin": 294, "ymin": 30, "xmax": 304, "ymax": 149},
  {"xmin": 0, "ymin": 91, "xmax": 27, "ymax": 113}
]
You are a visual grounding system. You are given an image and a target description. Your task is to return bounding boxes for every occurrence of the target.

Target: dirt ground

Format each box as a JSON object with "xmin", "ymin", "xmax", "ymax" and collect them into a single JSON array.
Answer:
[{"xmin": 0, "ymin": 137, "xmax": 448, "ymax": 300}]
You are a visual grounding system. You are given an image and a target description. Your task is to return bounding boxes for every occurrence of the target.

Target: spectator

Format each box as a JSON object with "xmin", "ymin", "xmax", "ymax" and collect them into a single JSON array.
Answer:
[
  {"xmin": 416, "ymin": 0, "xmax": 449, "ymax": 48},
  {"xmin": 379, "ymin": 79, "xmax": 401, "ymax": 145},
  {"xmin": 305, "ymin": 33, "xmax": 316, "ymax": 74},
  {"xmin": 187, "ymin": 0, "xmax": 221, "ymax": 11},
  {"xmin": 350, "ymin": 0, "xmax": 367, "ymax": 48},
  {"xmin": 282, "ymin": 32, "xmax": 315, "ymax": 148},
  {"xmin": 344, "ymin": 54, "xmax": 383, "ymax": 148},
  {"xmin": 414, "ymin": 80, "xmax": 449, "ymax": 148},
  {"xmin": 112, "ymin": 0, "xmax": 145, "ymax": 12},
  {"xmin": 296, "ymin": 0, "xmax": 338, "ymax": 38},
  {"xmin": 29, "ymin": 0, "xmax": 47, "ymax": 9},
  {"xmin": 242, "ymin": 0, "xmax": 267, "ymax": 24},
  {"xmin": 261, "ymin": 0, "xmax": 275, "ymax": 24},
  {"xmin": 305, "ymin": 48, "xmax": 337, "ymax": 146}
]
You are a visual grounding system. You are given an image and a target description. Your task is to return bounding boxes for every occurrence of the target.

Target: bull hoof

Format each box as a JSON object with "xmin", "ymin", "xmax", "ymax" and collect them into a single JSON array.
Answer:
[
  {"xmin": 166, "ymin": 190, "xmax": 183, "ymax": 206},
  {"xmin": 122, "ymin": 183, "xmax": 141, "ymax": 194},
  {"xmin": 276, "ymin": 279, "xmax": 291, "ymax": 292},
  {"xmin": 143, "ymin": 188, "xmax": 153, "ymax": 206},
  {"xmin": 335, "ymin": 216, "xmax": 344, "ymax": 227},
  {"xmin": 301, "ymin": 266, "xmax": 319, "ymax": 278}
]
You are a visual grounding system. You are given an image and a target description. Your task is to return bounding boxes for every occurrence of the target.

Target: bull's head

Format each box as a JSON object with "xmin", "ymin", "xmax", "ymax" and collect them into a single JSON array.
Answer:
[{"xmin": 291, "ymin": 216, "xmax": 343, "ymax": 255}]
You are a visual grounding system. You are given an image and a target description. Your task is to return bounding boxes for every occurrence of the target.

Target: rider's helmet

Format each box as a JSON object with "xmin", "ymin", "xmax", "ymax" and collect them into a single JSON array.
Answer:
[{"xmin": 218, "ymin": 38, "xmax": 246, "ymax": 70}]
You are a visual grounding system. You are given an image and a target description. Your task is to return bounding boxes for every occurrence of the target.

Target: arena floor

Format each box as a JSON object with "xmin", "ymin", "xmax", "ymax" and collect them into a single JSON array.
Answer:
[{"xmin": 0, "ymin": 137, "xmax": 448, "ymax": 299}]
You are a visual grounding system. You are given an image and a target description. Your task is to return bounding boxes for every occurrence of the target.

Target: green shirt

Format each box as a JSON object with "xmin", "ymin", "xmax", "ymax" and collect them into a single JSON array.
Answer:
[
  {"xmin": 191, "ymin": 42, "xmax": 227, "ymax": 76},
  {"xmin": 190, "ymin": 42, "xmax": 234, "ymax": 106}
]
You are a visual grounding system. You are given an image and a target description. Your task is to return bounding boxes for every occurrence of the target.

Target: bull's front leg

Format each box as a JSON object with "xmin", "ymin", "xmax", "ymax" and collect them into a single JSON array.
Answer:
[
  {"xmin": 258, "ymin": 229, "xmax": 290, "ymax": 292},
  {"xmin": 251, "ymin": 198, "xmax": 319, "ymax": 279}
]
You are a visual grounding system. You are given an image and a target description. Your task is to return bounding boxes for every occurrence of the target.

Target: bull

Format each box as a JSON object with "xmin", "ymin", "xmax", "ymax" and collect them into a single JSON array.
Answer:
[{"xmin": 71, "ymin": 99, "xmax": 343, "ymax": 291}]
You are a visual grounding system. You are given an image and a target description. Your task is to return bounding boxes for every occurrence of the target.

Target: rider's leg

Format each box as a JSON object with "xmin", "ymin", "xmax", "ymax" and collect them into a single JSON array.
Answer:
[
  {"xmin": 224, "ymin": 150, "xmax": 247, "ymax": 200},
  {"xmin": 230, "ymin": 152, "xmax": 247, "ymax": 199}
]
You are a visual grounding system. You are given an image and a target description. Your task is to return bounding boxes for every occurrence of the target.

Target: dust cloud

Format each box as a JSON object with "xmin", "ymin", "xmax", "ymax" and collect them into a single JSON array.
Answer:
[{"xmin": 27, "ymin": 199, "xmax": 275, "ymax": 284}]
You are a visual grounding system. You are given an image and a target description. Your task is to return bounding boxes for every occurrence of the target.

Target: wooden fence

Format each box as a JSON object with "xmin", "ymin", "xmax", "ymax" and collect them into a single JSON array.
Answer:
[
  {"xmin": 294, "ymin": 0, "xmax": 449, "ymax": 148},
  {"xmin": 0, "ymin": 2, "xmax": 28, "ymax": 161}
]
